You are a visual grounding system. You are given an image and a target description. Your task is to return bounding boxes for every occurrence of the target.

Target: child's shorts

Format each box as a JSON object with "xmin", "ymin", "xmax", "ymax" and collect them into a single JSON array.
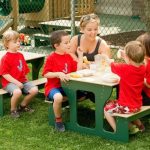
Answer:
[
  {"xmin": 5, "ymin": 81, "xmax": 36, "ymax": 95},
  {"xmin": 104, "ymin": 100, "xmax": 140, "ymax": 115},
  {"xmin": 47, "ymin": 87, "xmax": 66, "ymax": 101}
]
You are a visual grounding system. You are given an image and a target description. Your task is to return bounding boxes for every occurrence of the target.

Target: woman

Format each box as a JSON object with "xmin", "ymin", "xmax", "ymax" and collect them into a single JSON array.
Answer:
[{"xmin": 70, "ymin": 13, "xmax": 110, "ymax": 64}]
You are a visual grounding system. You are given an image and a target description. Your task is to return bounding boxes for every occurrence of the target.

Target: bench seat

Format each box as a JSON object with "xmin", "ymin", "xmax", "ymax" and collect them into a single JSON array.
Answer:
[
  {"xmin": 113, "ymin": 106, "xmax": 150, "ymax": 118},
  {"xmin": 34, "ymin": 28, "xmax": 72, "ymax": 47},
  {"xmin": 110, "ymin": 106, "xmax": 150, "ymax": 142},
  {"xmin": 33, "ymin": 33, "xmax": 51, "ymax": 47},
  {"xmin": 0, "ymin": 78, "xmax": 47, "ymax": 117}
]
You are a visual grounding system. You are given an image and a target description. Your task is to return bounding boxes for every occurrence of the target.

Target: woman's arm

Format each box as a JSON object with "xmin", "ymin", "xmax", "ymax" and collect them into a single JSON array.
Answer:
[
  {"xmin": 99, "ymin": 39, "xmax": 111, "ymax": 58},
  {"xmin": 69, "ymin": 35, "xmax": 78, "ymax": 61},
  {"xmin": 76, "ymin": 47, "xmax": 83, "ymax": 70}
]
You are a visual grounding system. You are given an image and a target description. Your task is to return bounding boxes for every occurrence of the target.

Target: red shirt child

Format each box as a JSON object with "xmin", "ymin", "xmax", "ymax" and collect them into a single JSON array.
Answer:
[
  {"xmin": 0, "ymin": 52, "xmax": 29, "ymax": 88},
  {"xmin": 104, "ymin": 41, "xmax": 146, "ymax": 132},
  {"xmin": 42, "ymin": 52, "xmax": 77, "ymax": 96},
  {"xmin": 111, "ymin": 63, "xmax": 145, "ymax": 110},
  {"xmin": 42, "ymin": 30, "xmax": 83, "ymax": 132}
]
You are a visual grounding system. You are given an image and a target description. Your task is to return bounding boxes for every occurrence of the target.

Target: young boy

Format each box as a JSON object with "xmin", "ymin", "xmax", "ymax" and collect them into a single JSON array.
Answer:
[
  {"xmin": 136, "ymin": 33, "xmax": 150, "ymax": 106},
  {"xmin": 42, "ymin": 30, "xmax": 83, "ymax": 132},
  {"xmin": 104, "ymin": 41, "xmax": 146, "ymax": 133},
  {"xmin": 0, "ymin": 30, "xmax": 38, "ymax": 118}
]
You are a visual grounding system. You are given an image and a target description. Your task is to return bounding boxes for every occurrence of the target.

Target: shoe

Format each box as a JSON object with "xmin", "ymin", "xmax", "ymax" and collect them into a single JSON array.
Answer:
[
  {"xmin": 132, "ymin": 122, "xmax": 145, "ymax": 132},
  {"xmin": 55, "ymin": 122, "xmax": 65, "ymax": 132},
  {"xmin": 129, "ymin": 125, "xmax": 139, "ymax": 135},
  {"xmin": 137, "ymin": 124, "xmax": 145, "ymax": 132},
  {"xmin": 11, "ymin": 110, "xmax": 20, "ymax": 118},
  {"xmin": 18, "ymin": 105, "xmax": 35, "ymax": 113}
]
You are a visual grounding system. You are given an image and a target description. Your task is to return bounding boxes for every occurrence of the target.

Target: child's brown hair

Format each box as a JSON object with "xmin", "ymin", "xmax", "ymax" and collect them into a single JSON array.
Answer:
[
  {"xmin": 125, "ymin": 41, "xmax": 145, "ymax": 64},
  {"xmin": 50, "ymin": 30, "xmax": 68, "ymax": 48},
  {"xmin": 136, "ymin": 33, "xmax": 150, "ymax": 57},
  {"xmin": 2, "ymin": 30, "xmax": 19, "ymax": 50}
]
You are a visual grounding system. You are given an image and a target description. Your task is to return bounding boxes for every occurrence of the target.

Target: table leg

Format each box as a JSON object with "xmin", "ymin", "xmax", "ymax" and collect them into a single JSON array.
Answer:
[
  {"xmin": 29, "ymin": 57, "xmax": 45, "ymax": 80},
  {"xmin": 62, "ymin": 82, "xmax": 114, "ymax": 135}
]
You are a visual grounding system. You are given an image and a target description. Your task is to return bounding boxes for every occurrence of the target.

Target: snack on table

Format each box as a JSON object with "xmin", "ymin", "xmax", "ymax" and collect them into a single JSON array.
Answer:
[
  {"xmin": 70, "ymin": 73, "xmax": 82, "ymax": 78},
  {"xmin": 83, "ymin": 56, "xmax": 90, "ymax": 65}
]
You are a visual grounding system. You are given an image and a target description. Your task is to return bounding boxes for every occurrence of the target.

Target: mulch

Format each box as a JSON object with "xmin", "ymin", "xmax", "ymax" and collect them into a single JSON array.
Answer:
[{"xmin": 101, "ymin": 30, "xmax": 146, "ymax": 47}]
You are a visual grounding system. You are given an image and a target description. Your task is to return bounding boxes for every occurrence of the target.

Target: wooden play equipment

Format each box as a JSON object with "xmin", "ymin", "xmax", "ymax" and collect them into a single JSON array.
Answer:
[
  {"xmin": 24, "ymin": 0, "xmax": 70, "ymax": 27},
  {"xmin": 24, "ymin": 0, "xmax": 95, "ymax": 27},
  {"xmin": 0, "ymin": 0, "xmax": 45, "ymax": 35},
  {"xmin": 0, "ymin": 0, "xmax": 95, "ymax": 32},
  {"xmin": 76, "ymin": 0, "xmax": 95, "ymax": 16}
]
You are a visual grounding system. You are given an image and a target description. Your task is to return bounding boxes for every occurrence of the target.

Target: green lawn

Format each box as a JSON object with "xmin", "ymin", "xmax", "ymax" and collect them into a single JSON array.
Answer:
[
  {"xmin": 0, "ymin": 92, "xmax": 150, "ymax": 150},
  {"xmin": 0, "ymin": 59, "xmax": 150, "ymax": 150}
]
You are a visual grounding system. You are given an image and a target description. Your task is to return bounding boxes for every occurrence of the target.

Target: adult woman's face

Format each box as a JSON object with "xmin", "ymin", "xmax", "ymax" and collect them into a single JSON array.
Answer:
[{"xmin": 81, "ymin": 21, "xmax": 99, "ymax": 40}]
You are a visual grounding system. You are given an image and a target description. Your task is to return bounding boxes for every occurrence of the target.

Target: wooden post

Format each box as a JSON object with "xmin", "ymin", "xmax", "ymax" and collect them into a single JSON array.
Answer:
[{"xmin": 11, "ymin": 0, "xmax": 18, "ymax": 30}]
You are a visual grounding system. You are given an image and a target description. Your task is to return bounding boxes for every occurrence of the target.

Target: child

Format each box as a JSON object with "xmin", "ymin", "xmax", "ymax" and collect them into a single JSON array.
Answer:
[
  {"xmin": 104, "ymin": 41, "xmax": 146, "ymax": 133},
  {"xmin": 0, "ymin": 30, "xmax": 38, "ymax": 118},
  {"xmin": 136, "ymin": 33, "xmax": 150, "ymax": 106},
  {"xmin": 42, "ymin": 30, "xmax": 83, "ymax": 132}
]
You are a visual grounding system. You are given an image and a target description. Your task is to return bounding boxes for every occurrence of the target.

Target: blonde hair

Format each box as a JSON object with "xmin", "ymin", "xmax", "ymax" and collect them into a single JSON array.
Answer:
[
  {"xmin": 125, "ymin": 41, "xmax": 145, "ymax": 64},
  {"xmin": 80, "ymin": 13, "xmax": 100, "ymax": 30},
  {"xmin": 2, "ymin": 30, "xmax": 19, "ymax": 49}
]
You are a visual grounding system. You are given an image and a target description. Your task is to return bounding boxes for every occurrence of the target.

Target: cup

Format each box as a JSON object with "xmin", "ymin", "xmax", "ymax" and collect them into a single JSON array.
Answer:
[{"xmin": 90, "ymin": 63, "xmax": 96, "ymax": 71}]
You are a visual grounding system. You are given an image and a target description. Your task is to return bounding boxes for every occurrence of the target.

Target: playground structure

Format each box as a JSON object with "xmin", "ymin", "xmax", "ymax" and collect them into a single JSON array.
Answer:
[{"xmin": 0, "ymin": 0, "xmax": 95, "ymax": 35}]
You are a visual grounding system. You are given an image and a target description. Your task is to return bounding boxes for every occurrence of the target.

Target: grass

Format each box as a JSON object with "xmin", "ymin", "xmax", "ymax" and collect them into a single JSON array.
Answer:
[
  {"xmin": 0, "ymin": 62, "xmax": 150, "ymax": 150},
  {"xmin": 1, "ymin": 92, "xmax": 150, "ymax": 150}
]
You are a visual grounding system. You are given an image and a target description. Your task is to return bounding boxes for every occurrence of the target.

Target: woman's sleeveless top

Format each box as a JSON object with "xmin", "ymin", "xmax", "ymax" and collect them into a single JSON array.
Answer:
[{"xmin": 77, "ymin": 34, "xmax": 101, "ymax": 61}]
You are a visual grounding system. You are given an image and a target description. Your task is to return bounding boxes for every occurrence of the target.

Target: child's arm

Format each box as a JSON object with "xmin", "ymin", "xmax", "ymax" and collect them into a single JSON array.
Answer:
[
  {"xmin": 117, "ymin": 49, "xmax": 125, "ymax": 59},
  {"xmin": 76, "ymin": 47, "xmax": 83, "ymax": 70},
  {"xmin": 43, "ymin": 72, "xmax": 69, "ymax": 82},
  {"xmin": 3, "ymin": 74, "xmax": 23, "ymax": 89},
  {"xmin": 144, "ymin": 78, "xmax": 150, "ymax": 88}
]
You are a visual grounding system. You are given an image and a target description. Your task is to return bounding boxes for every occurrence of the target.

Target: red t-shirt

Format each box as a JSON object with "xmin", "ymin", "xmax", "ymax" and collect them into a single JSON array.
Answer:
[
  {"xmin": 143, "ymin": 59, "xmax": 150, "ymax": 97},
  {"xmin": 0, "ymin": 52, "xmax": 30, "ymax": 88},
  {"xmin": 42, "ymin": 52, "xmax": 77, "ymax": 96},
  {"xmin": 111, "ymin": 63, "xmax": 145, "ymax": 109}
]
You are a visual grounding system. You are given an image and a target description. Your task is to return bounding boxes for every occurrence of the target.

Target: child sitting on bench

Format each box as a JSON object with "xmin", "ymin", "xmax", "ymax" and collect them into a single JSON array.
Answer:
[
  {"xmin": 42, "ymin": 30, "xmax": 83, "ymax": 132},
  {"xmin": 0, "ymin": 30, "xmax": 38, "ymax": 118},
  {"xmin": 104, "ymin": 41, "xmax": 146, "ymax": 133},
  {"xmin": 137, "ymin": 33, "xmax": 150, "ymax": 106}
]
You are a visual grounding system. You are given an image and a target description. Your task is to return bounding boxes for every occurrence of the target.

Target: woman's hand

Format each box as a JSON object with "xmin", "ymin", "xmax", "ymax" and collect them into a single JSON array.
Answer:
[{"xmin": 76, "ymin": 47, "xmax": 83, "ymax": 58}]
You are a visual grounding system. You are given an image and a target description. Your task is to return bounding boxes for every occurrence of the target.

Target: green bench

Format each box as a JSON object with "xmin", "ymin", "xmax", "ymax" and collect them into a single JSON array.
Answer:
[
  {"xmin": 33, "ymin": 34, "xmax": 51, "ymax": 47},
  {"xmin": 111, "ymin": 106, "xmax": 150, "ymax": 142},
  {"xmin": 0, "ymin": 78, "xmax": 47, "ymax": 117},
  {"xmin": 48, "ymin": 103, "xmax": 150, "ymax": 142},
  {"xmin": 33, "ymin": 29, "xmax": 71, "ymax": 47}
]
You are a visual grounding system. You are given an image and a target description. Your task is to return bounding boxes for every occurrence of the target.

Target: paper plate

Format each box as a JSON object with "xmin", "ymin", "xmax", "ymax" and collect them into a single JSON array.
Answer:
[
  {"xmin": 76, "ymin": 69, "xmax": 95, "ymax": 77},
  {"xmin": 101, "ymin": 73, "xmax": 120, "ymax": 83}
]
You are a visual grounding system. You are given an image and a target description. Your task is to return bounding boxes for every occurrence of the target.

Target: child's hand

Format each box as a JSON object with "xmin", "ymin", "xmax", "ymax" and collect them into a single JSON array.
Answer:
[
  {"xmin": 57, "ymin": 72, "xmax": 70, "ymax": 82},
  {"xmin": 117, "ymin": 49, "xmax": 125, "ymax": 59},
  {"xmin": 76, "ymin": 47, "xmax": 83, "ymax": 58},
  {"xmin": 16, "ymin": 81, "xmax": 23, "ymax": 89}
]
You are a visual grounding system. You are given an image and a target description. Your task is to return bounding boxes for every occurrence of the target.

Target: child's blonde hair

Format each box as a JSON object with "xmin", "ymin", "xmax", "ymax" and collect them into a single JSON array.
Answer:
[
  {"xmin": 125, "ymin": 41, "xmax": 145, "ymax": 64},
  {"xmin": 80, "ymin": 13, "xmax": 100, "ymax": 30},
  {"xmin": 2, "ymin": 30, "xmax": 19, "ymax": 49}
]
